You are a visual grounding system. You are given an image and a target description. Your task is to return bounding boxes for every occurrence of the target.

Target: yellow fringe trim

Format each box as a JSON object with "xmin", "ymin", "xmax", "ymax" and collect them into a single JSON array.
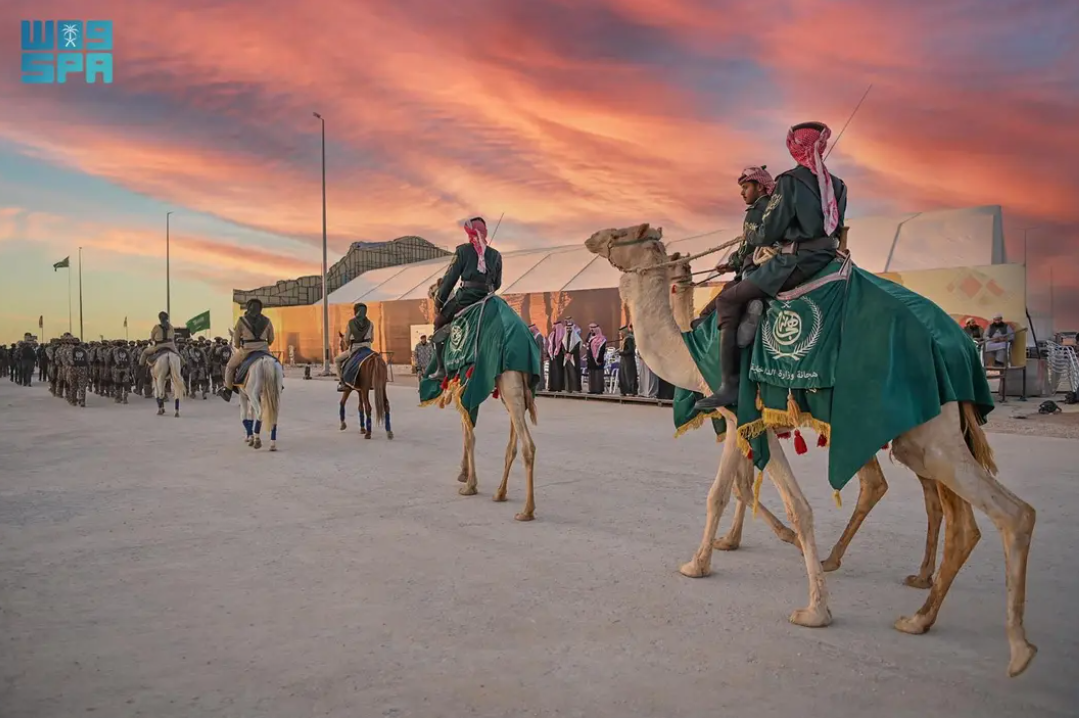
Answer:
[
  {"xmin": 673, "ymin": 409, "xmax": 724, "ymax": 439},
  {"xmin": 833, "ymin": 490, "xmax": 842, "ymax": 508},
  {"xmin": 752, "ymin": 469, "xmax": 764, "ymax": 518}
]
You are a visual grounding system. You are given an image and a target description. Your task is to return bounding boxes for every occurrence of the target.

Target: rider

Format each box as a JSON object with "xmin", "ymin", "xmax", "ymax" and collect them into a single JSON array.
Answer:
[
  {"xmin": 427, "ymin": 216, "xmax": 503, "ymax": 381},
  {"xmin": 335, "ymin": 302, "xmax": 374, "ymax": 391},
  {"xmin": 694, "ymin": 165, "xmax": 776, "ymax": 329},
  {"xmin": 694, "ymin": 122, "xmax": 846, "ymax": 412},
  {"xmin": 219, "ymin": 298, "xmax": 275, "ymax": 402},
  {"xmin": 139, "ymin": 311, "xmax": 179, "ymax": 367}
]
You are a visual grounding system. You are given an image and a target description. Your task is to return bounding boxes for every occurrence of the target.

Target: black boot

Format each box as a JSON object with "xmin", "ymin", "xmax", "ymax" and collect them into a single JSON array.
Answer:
[
  {"xmin": 427, "ymin": 340, "xmax": 447, "ymax": 381},
  {"xmin": 693, "ymin": 326, "xmax": 740, "ymax": 412},
  {"xmin": 219, "ymin": 387, "xmax": 233, "ymax": 403}
]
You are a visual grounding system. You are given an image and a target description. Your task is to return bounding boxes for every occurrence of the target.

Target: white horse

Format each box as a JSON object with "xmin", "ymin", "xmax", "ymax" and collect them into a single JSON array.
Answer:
[
  {"xmin": 151, "ymin": 351, "xmax": 185, "ymax": 417},
  {"xmin": 237, "ymin": 355, "xmax": 284, "ymax": 451}
]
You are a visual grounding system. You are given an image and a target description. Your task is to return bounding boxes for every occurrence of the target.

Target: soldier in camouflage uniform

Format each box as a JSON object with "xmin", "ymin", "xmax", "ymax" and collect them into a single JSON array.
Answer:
[
  {"xmin": 210, "ymin": 337, "xmax": 230, "ymax": 394},
  {"xmin": 45, "ymin": 339, "xmax": 59, "ymax": 396},
  {"xmin": 66, "ymin": 337, "xmax": 90, "ymax": 407},
  {"xmin": 186, "ymin": 339, "xmax": 210, "ymax": 399},
  {"xmin": 110, "ymin": 339, "xmax": 133, "ymax": 404}
]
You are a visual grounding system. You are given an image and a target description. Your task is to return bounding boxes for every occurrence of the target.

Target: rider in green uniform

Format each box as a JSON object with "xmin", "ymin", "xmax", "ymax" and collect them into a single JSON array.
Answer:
[
  {"xmin": 694, "ymin": 122, "xmax": 846, "ymax": 412},
  {"xmin": 427, "ymin": 217, "xmax": 503, "ymax": 381}
]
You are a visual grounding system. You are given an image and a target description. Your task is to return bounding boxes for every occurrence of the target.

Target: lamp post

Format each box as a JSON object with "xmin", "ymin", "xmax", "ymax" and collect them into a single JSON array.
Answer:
[
  {"xmin": 313, "ymin": 112, "xmax": 329, "ymax": 374},
  {"xmin": 166, "ymin": 211, "xmax": 174, "ymax": 316}
]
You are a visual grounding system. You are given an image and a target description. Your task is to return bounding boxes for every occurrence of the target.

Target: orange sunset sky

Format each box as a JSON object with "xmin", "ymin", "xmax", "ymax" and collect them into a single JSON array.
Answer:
[{"xmin": 1, "ymin": 0, "xmax": 1076, "ymax": 343}]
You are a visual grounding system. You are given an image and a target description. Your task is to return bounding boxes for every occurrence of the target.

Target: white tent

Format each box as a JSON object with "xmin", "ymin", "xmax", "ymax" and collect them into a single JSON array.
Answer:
[{"xmin": 326, "ymin": 205, "xmax": 1007, "ymax": 305}]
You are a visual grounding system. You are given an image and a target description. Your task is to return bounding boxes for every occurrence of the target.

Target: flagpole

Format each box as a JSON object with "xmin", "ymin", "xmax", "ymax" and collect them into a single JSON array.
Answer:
[
  {"xmin": 78, "ymin": 247, "xmax": 84, "ymax": 340},
  {"xmin": 67, "ymin": 266, "xmax": 72, "ymax": 333}
]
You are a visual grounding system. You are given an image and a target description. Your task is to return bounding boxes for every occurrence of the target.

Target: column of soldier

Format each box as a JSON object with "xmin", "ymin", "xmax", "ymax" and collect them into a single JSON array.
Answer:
[{"xmin": 0, "ymin": 334, "xmax": 233, "ymax": 408}]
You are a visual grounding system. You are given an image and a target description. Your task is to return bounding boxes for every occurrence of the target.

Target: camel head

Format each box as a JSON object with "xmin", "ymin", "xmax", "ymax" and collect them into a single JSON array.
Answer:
[
  {"xmin": 667, "ymin": 251, "xmax": 692, "ymax": 289},
  {"xmin": 584, "ymin": 223, "xmax": 667, "ymax": 273}
]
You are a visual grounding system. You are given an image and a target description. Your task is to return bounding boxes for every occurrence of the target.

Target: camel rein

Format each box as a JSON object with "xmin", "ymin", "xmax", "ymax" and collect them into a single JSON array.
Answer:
[{"xmin": 608, "ymin": 232, "xmax": 743, "ymax": 286}]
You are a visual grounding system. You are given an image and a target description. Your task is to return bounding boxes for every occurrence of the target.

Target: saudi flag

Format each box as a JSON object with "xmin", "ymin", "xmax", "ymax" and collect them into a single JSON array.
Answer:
[
  {"xmin": 186, "ymin": 310, "xmax": 211, "ymax": 334},
  {"xmin": 53, "ymin": 256, "xmax": 70, "ymax": 271}
]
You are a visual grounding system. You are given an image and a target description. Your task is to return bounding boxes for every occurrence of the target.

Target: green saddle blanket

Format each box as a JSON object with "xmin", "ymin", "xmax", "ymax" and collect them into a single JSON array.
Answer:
[
  {"xmin": 673, "ymin": 257, "xmax": 994, "ymax": 491},
  {"xmin": 418, "ymin": 296, "xmax": 542, "ymax": 426}
]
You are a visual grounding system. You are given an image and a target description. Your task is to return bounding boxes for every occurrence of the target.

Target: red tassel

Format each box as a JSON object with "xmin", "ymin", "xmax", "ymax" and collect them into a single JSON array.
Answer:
[
  {"xmin": 671, "ymin": 285, "xmax": 677, "ymax": 294},
  {"xmin": 776, "ymin": 431, "xmax": 791, "ymax": 439},
  {"xmin": 817, "ymin": 433, "xmax": 828, "ymax": 447},
  {"xmin": 794, "ymin": 430, "xmax": 808, "ymax": 455},
  {"xmin": 881, "ymin": 442, "xmax": 890, "ymax": 451},
  {"xmin": 466, "ymin": 365, "xmax": 474, "ymax": 379},
  {"xmin": 440, "ymin": 376, "xmax": 449, "ymax": 390},
  {"xmin": 747, "ymin": 449, "xmax": 753, "ymax": 461},
  {"xmin": 492, "ymin": 388, "xmax": 500, "ymax": 399}
]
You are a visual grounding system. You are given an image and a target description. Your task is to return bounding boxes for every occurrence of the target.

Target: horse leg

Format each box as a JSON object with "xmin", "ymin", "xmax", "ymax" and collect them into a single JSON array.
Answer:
[
  {"xmin": 904, "ymin": 476, "xmax": 943, "ymax": 588},
  {"xmin": 383, "ymin": 392, "xmax": 393, "ymax": 440},
  {"xmin": 339, "ymin": 390, "xmax": 348, "ymax": 430},
  {"xmin": 361, "ymin": 390, "xmax": 372, "ymax": 439},
  {"xmin": 821, "ymin": 457, "xmax": 889, "ymax": 572}
]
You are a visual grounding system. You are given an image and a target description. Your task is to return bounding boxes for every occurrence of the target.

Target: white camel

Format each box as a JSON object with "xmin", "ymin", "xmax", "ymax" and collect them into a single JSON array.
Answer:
[
  {"xmin": 426, "ymin": 282, "xmax": 539, "ymax": 521},
  {"xmin": 586, "ymin": 223, "xmax": 1036, "ymax": 677},
  {"xmin": 236, "ymin": 355, "xmax": 284, "ymax": 451},
  {"xmin": 150, "ymin": 351, "xmax": 185, "ymax": 417}
]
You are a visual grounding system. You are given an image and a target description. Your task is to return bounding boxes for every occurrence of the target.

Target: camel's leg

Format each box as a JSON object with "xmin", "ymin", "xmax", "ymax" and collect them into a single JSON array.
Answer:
[
  {"xmin": 457, "ymin": 420, "xmax": 470, "ymax": 483},
  {"xmin": 494, "ymin": 421, "xmax": 516, "ymax": 503},
  {"xmin": 822, "ymin": 457, "xmax": 889, "ymax": 572},
  {"xmin": 459, "ymin": 416, "xmax": 478, "ymax": 496},
  {"xmin": 680, "ymin": 429, "xmax": 744, "ymax": 578},
  {"xmin": 713, "ymin": 492, "xmax": 746, "ymax": 550},
  {"xmin": 904, "ymin": 476, "xmax": 942, "ymax": 589},
  {"xmin": 892, "ymin": 405, "xmax": 1037, "ymax": 677},
  {"xmin": 763, "ymin": 433, "xmax": 831, "ymax": 627},
  {"xmin": 502, "ymin": 373, "xmax": 536, "ymax": 521}
]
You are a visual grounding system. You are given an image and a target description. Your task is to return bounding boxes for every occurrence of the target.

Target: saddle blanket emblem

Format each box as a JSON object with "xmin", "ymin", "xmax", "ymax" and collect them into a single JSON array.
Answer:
[
  {"xmin": 449, "ymin": 323, "xmax": 467, "ymax": 352},
  {"xmin": 762, "ymin": 297, "xmax": 822, "ymax": 361}
]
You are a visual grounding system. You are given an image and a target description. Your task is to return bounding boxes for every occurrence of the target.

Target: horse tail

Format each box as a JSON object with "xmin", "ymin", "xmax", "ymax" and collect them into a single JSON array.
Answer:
[
  {"xmin": 260, "ymin": 357, "xmax": 282, "ymax": 431},
  {"xmin": 169, "ymin": 353, "xmax": 184, "ymax": 399},
  {"xmin": 959, "ymin": 400, "xmax": 997, "ymax": 476},
  {"xmin": 372, "ymin": 356, "xmax": 388, "ymax": 428}
]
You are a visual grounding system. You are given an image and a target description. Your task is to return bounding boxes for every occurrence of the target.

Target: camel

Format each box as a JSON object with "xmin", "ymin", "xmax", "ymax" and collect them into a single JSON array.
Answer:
[
  {"xmin": 150, "ymin": 350, "xmax": 184, "ymax": 417},
  {"xmin": 338, "ymin": 336, "xmax": 393, "ymax": 440},
  {"xmin": 235, "ymin": 354, "xmax": 284, "ymax": 451},
  {"xmin": 586, "ymin": 223, "xmax": 1037, "ymax": 677},
  {"xmin": 666, "ymin": 253, "xmax": 944, "ymax": 581},
  {"xmin": 425, "ymin": 282, "xmax": 539, "ymax": 521}
]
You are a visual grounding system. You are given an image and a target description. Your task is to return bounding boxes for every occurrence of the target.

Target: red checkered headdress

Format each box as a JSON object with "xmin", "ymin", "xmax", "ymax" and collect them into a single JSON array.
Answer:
[{"xmin": 786, "ymin": 122, "xmax": 839, "ymax": 236}]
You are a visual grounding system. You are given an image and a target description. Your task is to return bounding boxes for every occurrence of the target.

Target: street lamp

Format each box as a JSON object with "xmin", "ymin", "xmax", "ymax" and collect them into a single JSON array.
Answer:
[
  {"xmin": 166, "ymin": 211, "xmax": 174, "ymax": 316},
  {"xmin": 313, "ymin": 111, "xmax": 329, "ymax": 374}
]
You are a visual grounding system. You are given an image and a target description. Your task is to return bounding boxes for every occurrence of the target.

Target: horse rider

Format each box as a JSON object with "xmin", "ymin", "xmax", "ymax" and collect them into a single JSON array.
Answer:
[
  {"xmin": 139, "ymin": 312, "xmax": 180, "ymax": 367},
  {"xmin": 694, "ymin": 122, "xmax": 847, "ymax": 412},
  {"xmin": 335, "ymin": 302, "xmax": 374, "ymax": 391},
  {"xmin": 694, "ymin": 165, "xmax": 776, "ymax": 330},
  {"xmin": 427, "ymin": 216, "xmax": 503, "ymax": 381},
  {"xmin": 219, "ymin": 298, "xmax": 275, "ymax": 402}
]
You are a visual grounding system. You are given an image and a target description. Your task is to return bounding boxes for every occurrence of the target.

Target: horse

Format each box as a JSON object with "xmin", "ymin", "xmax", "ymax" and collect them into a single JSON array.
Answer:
[
  {"xmin": 338, "ymin": 342, "xmax": 392, "ymax": 440},
  {"xmin": 150, "ymin": 350, "xmax": 185, "ymax": 417},
  {"xmin": 236, "ymin": 354, "xmax": 284, "ymax": 451}
]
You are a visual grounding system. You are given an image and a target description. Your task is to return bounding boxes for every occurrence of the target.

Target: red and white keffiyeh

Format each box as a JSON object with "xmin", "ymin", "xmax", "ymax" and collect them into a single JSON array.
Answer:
[
  {"xmin": 737, "ymin": 165, "xmax": 775, "ymax": 195},
  {"xmin": 547, "ymin": 321, "xmax": 566, "ymax": 356},
  {"xmin": 461, "ymin": 217, "xmax": 489, "ymax": 273},
  {"xmin": 587, "ymin": 323, "xmax": 606, "ymax": 362},
  {"xmin": 786, "ymin": 123, "xmax": 840, "ymax": 236}
]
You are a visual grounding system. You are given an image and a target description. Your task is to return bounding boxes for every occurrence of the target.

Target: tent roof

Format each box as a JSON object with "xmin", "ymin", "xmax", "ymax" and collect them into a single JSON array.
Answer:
[{"xmin": 327, "ymin": 205, "xmax": 1006, "ymax": 304}]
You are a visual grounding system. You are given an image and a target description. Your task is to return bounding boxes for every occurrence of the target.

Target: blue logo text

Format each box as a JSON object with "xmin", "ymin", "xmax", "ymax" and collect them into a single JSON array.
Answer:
[{"xmin": 20, "ymin": 20, "xmax": 113, "ymax": 84}]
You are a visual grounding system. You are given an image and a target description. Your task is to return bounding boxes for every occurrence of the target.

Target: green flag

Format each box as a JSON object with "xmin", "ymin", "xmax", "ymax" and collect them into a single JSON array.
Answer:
[
  {"xmin": 186, "ymin": 310, "xmax": 210, "ymax": 334},
  {"xmin": 53, "ymin": 256, "xmax": 69, "ymax": 271}
]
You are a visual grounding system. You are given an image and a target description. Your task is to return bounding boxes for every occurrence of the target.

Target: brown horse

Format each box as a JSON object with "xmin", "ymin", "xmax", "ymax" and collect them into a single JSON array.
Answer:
[{"xmin": 338, "ymin": 345, "xmax": 392, "ymax": 440}]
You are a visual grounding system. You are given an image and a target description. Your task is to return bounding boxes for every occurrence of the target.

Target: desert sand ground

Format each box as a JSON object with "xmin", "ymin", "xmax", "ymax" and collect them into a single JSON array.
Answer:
[{"xmin": 1, "ymin": 376, "xmax": 1077, "ymax": 718}]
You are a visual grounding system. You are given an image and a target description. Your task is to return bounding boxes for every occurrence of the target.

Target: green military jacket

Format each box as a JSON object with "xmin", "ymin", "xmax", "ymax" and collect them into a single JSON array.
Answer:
[
  {"xmin": 743, "ymin": 165, "xmax": 846, "ymax": 296},
  {"xmin": 729, "ymin": 194, "xmax": 770, "ymax": 280},
  {"xmin": 436, "ymin": 243, "xmax": 503, "ymax": 312}
]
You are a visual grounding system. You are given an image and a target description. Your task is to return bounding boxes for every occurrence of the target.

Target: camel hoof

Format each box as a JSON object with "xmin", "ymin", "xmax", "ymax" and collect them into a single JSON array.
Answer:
[
  {"xmin": 514, "ymin": 512, "xmax": 534, "ymax": 522},
  {"xmin": 492, "ymin": 493, "xmax": 507, "ymax": 503},
  {"xmin": 458, "ymin": 485, "xmax": 477, "ymax": 496},
  {"xmin": 253, "ymin": 437, "xmax": 262, "ymax": 449},
  {"xmin": 821, "ymin": 556, "xmax": 841, "ymax": 573},
  {"xmin": 339, "ymin": 422, "xmax": 347, "ymax": 431},
  {"xmin": 712, "ymin": 537, "xmax": 740, "ymax": 551},
  {"xmin": 903, "ymin": 574, "xmax": 933, "ymax": 589},
  {"xmin": 893, "ymin": 614, "xmax": 930, "ymax": 635},
  {"xmin": 1008, "ymin": 642, "xmax": 1037, "ymax": 677},
  {"xmin": 678, "ymin": 561, "xmax": 710, "ymax": 579},
  {"xmin": 386, "ymin": 431, "xmax": 393, "ymax": 440},
  {"xmin": 789, "ymin": 606, "xmax": 832, "ymax": 628}
]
